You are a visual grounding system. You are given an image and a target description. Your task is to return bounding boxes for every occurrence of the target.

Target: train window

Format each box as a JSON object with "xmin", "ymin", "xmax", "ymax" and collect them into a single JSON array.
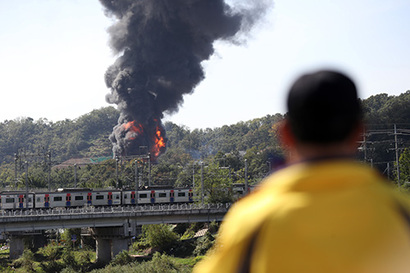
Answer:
[
  {"xmin": 54, "ymin": 196, "xmax": 63, "ymax": 202},
  {"xmin": 178, "ymin": 192, "xmax": 186, "ymax": 197},
  {"xmin": 96, "ymin": 195, "xmax": 104, "ymax": 200},
  {"xmin": 139, "ymin": 193, "xmax": 148, "ymax": 198},
  {"xmin": 29, "ymin": 198, "xmax": 32, "ymax": 202},
  {"xmin": 115, "ymin": 195, "xmax": 120, "ymax": 199},
  {"xmin": 124, "ymin": 194, "xmax": 127, "ymax": 199},
  {"xmin": 75, "ymin": 196, "xmax": 84, "ymax": 201},
  {"xmin": 6, "ymin": 198, "xmax": 14, "ymax": 203},
  {"xmin": 158, "ymin": 193, "xmax": 167, "ymax": 198},
  {"xmin": 37, "ymin": 197, "xmax": 41, "ymax": 202}
]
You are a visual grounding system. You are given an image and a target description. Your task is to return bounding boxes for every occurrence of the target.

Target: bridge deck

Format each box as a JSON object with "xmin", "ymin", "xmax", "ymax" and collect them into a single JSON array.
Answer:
[{"xmin": 0, "ymin": 203, "xmax": 231, "ymax": 232}]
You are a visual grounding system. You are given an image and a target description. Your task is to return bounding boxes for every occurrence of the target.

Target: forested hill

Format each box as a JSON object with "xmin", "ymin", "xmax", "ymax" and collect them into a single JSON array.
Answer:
[
  {"xmin": 0, "ymin": 91, "xmax": 408, "ymax": 168},
  {"xmin": 362, "ymin": 91, "xmax": 410, "ymax": 126}
]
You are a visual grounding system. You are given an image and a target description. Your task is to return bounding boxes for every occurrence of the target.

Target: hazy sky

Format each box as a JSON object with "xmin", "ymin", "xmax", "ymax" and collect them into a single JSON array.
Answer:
[{"xmin": 0, "ymin": 0, "xmax": 409, "ymax": 129}]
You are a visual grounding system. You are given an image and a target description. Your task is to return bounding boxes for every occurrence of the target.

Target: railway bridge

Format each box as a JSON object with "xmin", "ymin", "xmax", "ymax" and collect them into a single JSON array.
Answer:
[{"xmin": 0, "ymin": 203, "xmax": 230, "ymax": 263}]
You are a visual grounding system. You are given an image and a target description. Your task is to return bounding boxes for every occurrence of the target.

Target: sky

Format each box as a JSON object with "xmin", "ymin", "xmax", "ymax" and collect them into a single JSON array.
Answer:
[{"xmin": 0, "ymin": 0, "xmax": 409, "ymax": 130}]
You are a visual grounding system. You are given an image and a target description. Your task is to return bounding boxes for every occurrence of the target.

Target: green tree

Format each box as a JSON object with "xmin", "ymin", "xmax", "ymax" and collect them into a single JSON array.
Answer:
[
  {"xmin": 111, "ymin": 250, "xmax": 133, "ymax": 266},
  {"xmin": 14, "ymin": 249, "xmax": 35, "ymax": 272},
  {"xmin": 195, "ymin": 160, "xmax": 233, "ymax": 203},
  {"xmin": 142, "ymin": 224, "xmax": 179, "ymax": 251},
  {"xmin": 398, "ymin": 148, "xmax": 410, "ymax": 186}
]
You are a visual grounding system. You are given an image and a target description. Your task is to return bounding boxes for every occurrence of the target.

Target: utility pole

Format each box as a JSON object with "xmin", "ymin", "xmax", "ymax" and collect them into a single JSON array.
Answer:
[
  {"xmin": 14, "ymin": 153, "xmax": 18, "ymax": 189},
  {"xmin": 192, "ymin": 163, "xmax": 195, "ymax": 189},
  {"xmin": 74, "ymin": 164, "xmax": 77, "ymax": 188},
  {"xmin": 201, "ymin": 162, "xmax": 204, "ymax": 205},
  {"xmin": 47, "ymin": 151, "xmax": 51, "ymax": 191},
  {"xmin": 148, "ymin": 153, "xmax": 151, "ymax": 187},
  {"xmin": 363, "ymin": 131, "xmax": 367, "ymax": 163},
  {"xmin": 135, "ymin": 160, "xmax": 138, "ymax": 189},
  {"xmin": 245, "ymin": 159, "xmax": 248, "ymax": 194},
  {"xmin": 135, "ymin": 159, "xmax": 139, "ymax": 205},
  {"xmin": 394, "ymin": 124, "xmax": 400, "ymax": 185},
  {"xmin": 115, "ymin": 156, "xmax": 119, "ymax": 189},
  {"xmin": 25, "ymin": 161, "xmax": 29, "ymax": 208}
]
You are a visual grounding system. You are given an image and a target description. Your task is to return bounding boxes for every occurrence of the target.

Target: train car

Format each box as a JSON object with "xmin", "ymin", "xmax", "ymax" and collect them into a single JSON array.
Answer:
[
  {"xmin": 1, "ymin": 186, "xmax": 196, "ymax": 210},
  {"xmin": 122, "ymin": 187, "xmax": 193, "ymax": 205},
  {"xmin": 34, "ymin": 191, "xmax": 55, "ymax": 209},
  {"xmin": 0, "ymin": 191, "xmax": 34, "ymax": 210},
  {"xmin": 35, "ymin": 188, "xmax": 122, "ymax": 208},
  {"xmin": 52, "ymin": 188, "xmax": 93, "ymax": 208},
  {"xmin": 153, "ymin": 188, "xmax": 173, "ymax": 204},
  {"xmin": 173, "ymin": 188, "xmax": 193, "ymax": 203},
  {"xmin": 232, "ymin": 183, "xmax": 245, "ymax": 195},
  {"xmin": 92, "ymin": 189, "xmax": 121, "ymax": 206},
  {"xmin": 122, "ymin": 189, "xmax": 154, "ymax": 205},
  {"xmin": 35, "ymin": 190, "xmax": 72, "ymax": 209}
]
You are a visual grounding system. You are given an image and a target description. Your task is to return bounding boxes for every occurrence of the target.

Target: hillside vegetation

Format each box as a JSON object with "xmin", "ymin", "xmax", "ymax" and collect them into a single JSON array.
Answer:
[{"xmin": 0, "ymin": 91, "xmax": 408, "ymax": 192}]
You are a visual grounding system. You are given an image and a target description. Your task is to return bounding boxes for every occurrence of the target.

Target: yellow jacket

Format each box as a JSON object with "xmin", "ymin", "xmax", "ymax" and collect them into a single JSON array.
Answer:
[{"xmin": 194, "ymin": 160, "xmax": 410, "ymax": 273}]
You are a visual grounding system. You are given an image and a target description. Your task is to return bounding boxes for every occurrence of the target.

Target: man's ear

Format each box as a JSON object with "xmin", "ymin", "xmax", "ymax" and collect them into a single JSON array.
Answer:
[
  {"xmin": 349, "ymin": 121, "xmax": 365, "ymax": 150},
  {"xmin": 279, "ymin": 120, "xmax": 296, "ymax": 148}
]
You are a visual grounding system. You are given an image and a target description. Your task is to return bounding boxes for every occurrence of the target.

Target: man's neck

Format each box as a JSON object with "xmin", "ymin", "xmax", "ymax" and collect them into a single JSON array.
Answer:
[{"xmin": 285, "ymin": 141, "xmax": 357, "ymax": 164}]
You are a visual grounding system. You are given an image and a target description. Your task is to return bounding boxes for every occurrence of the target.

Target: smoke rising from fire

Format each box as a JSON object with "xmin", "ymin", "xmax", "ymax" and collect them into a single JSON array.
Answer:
[{"xmin": 99, "ymin": 0, "xmax": 271, "ymax": 160}]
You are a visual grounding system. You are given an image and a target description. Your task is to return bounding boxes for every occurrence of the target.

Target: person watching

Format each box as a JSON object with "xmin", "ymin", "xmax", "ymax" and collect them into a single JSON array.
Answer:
[{"xmin": 194, "ymin": 70, "xmax": 410, "ymax": 273}]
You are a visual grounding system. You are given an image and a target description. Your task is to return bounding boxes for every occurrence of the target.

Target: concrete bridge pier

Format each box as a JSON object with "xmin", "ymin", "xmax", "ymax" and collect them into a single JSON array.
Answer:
[
  {"xmin": 92, "ymin": 224, "xmax": 133, "ymax": 264},
  {"xmin": 112, "ymin": 238, "xmax": 129, "ymax": 257},
  {"xmin": 95, "ymin": 238, "xmax": 111, "ymax": 264},
  {"xmin": 8, "ymin": 231, "xmax": 47, "ymax": 260},
  {"xmin": 9, "ymin": 235, "xmax": 24, "ymax": 260}
]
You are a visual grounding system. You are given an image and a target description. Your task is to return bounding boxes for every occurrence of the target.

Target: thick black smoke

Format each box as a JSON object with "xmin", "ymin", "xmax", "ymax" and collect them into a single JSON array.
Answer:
[{"xmin": 99, "ymin": 0, "xmax": 271, "ymax": 159}]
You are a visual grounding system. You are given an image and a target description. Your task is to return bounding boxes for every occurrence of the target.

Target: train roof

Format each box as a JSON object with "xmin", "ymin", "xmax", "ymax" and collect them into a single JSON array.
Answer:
[
  {"xmin": 56, "ymin": 188, "xmax": 92, "ymax": 192},
  {"xmin": 0, "ymin": 190, "xmax": 35, "ymax": 195}
]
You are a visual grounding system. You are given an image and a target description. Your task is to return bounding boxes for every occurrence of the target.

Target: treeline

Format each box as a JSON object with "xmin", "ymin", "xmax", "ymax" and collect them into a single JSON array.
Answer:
[
  {"xmin": 0, "ymin": 107, "xmax": 119, "ymax": 164},
  {"xmin": 0, "ymin": 91, "xmax": 409, "ymax": 193},
  {"xmin": 361, "ymin": 91, "xmax": 410, "ymax": 179}
]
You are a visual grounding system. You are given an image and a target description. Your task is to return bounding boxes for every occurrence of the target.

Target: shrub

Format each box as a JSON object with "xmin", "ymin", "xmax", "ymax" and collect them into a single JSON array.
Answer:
[
  {"xmin": 111, "ymin": 250, "xmax": 133, "ymax": 266},
  {"xmin": 193, "ymin": 232, "xmax": 215, "ymax": 256},
  {"xmin": 38, "ymin": 243, "xmax": 63, "ymax": 261},
  {"xmin": 13, "ymin": 249, "xmax": 35, "ymax": 272},
  {"xmin": 61, "ymin": 248, "xmax": 78, "ymax": 269},
  {"xmin": 142, "ymin": 224, "xmax": 179, "ymax": 251},
  {"xmin": 39, "ymin": 260, "xmax": 63, "ymax": 273}
]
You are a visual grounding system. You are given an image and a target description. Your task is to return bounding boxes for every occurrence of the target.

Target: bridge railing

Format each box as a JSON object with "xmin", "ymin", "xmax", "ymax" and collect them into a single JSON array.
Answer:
[{"xmin": 0, "ymin": 203, "xmax": 232, "ymax": 218}]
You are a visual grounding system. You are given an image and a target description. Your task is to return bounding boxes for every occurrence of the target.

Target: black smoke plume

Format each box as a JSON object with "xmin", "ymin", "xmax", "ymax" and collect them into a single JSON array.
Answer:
[{"xmin": 99, "ymin": 0, "xmax": 271, "ymax": 160}]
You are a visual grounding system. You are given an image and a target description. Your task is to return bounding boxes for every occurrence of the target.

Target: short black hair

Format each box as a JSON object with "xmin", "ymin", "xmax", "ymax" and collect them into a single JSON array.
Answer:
[{"xmin": 286, "ymin": 70, "xmax": 362, "ymax": 144}]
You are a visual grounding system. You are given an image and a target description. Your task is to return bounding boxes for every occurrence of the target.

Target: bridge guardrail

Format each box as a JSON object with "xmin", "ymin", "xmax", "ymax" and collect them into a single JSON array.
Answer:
[{"xmin": 0, "ymin": 203, "xmax": 232, "ymax": 218}]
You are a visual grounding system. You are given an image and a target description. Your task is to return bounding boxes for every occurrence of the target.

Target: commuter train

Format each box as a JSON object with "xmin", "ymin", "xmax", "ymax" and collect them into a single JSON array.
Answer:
[
  {"xmin": 0, "ymin": 187, "xmax": 194, "ymax": 210},
  {"xmin": 0, "ymin": 183, "xmax": 250, "ymax": 210}
]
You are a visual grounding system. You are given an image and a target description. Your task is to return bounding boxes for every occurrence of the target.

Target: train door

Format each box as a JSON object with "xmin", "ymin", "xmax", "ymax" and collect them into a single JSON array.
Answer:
[
  {"xmin": 18, "ymin": 194, "xmax": 24, "ymax": 209},
  {"xmin": 170, "ymin": 190, "xmax": 174, "ymax": 203},
  {"xmin": 150, "ymin": 190, "xmax": 155, "ymax": 204},
  {"xmin": 87, "ymin": 192, "xmax": 92, "ymax": 205},
  {"xmin": 188, "ymin": 189, "xmax": 193, "ymax": 202},
  {"xmin": 131, "ymin": 191, "xmax": 136, "ymax": 205},
  {"xmin": 66, "ymin": 193, "xmax": 71, "ymax": 207},
  {"xmin": 108, "ymin": 192, "xmax": 112, "ymax": 205},
  {"xmin": 0, "ymin": 194, "xmax": 2, "ymax": 210},
  {"xmin": 44, "ymin": 194, "xmax": 50, "ymax": 208}
]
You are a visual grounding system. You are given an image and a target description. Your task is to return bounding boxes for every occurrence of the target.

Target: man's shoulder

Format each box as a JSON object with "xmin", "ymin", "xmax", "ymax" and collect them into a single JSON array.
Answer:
[{"xmin": 221, "ymin": 170, "xmax": 303, "ymax": 235}]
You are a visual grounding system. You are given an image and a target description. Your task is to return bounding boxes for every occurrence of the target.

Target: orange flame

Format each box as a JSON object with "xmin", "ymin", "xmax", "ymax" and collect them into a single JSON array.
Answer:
[
  {"xmin": 152, "ymin": 125, "xmax": 166, "ymax": 157},
  {"xmin": 123, "ymin": 121, "xmax": 144, "ymax": 140},
  {"xmin": 121, "ymin": 119, "xmax": 166, "ymax": 159}
]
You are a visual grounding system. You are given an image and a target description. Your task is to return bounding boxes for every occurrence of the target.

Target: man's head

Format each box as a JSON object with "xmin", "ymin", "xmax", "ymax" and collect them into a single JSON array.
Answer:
[{"xmin": 286, "ymin": 70, "xmax": 362, "ymax": 145}]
